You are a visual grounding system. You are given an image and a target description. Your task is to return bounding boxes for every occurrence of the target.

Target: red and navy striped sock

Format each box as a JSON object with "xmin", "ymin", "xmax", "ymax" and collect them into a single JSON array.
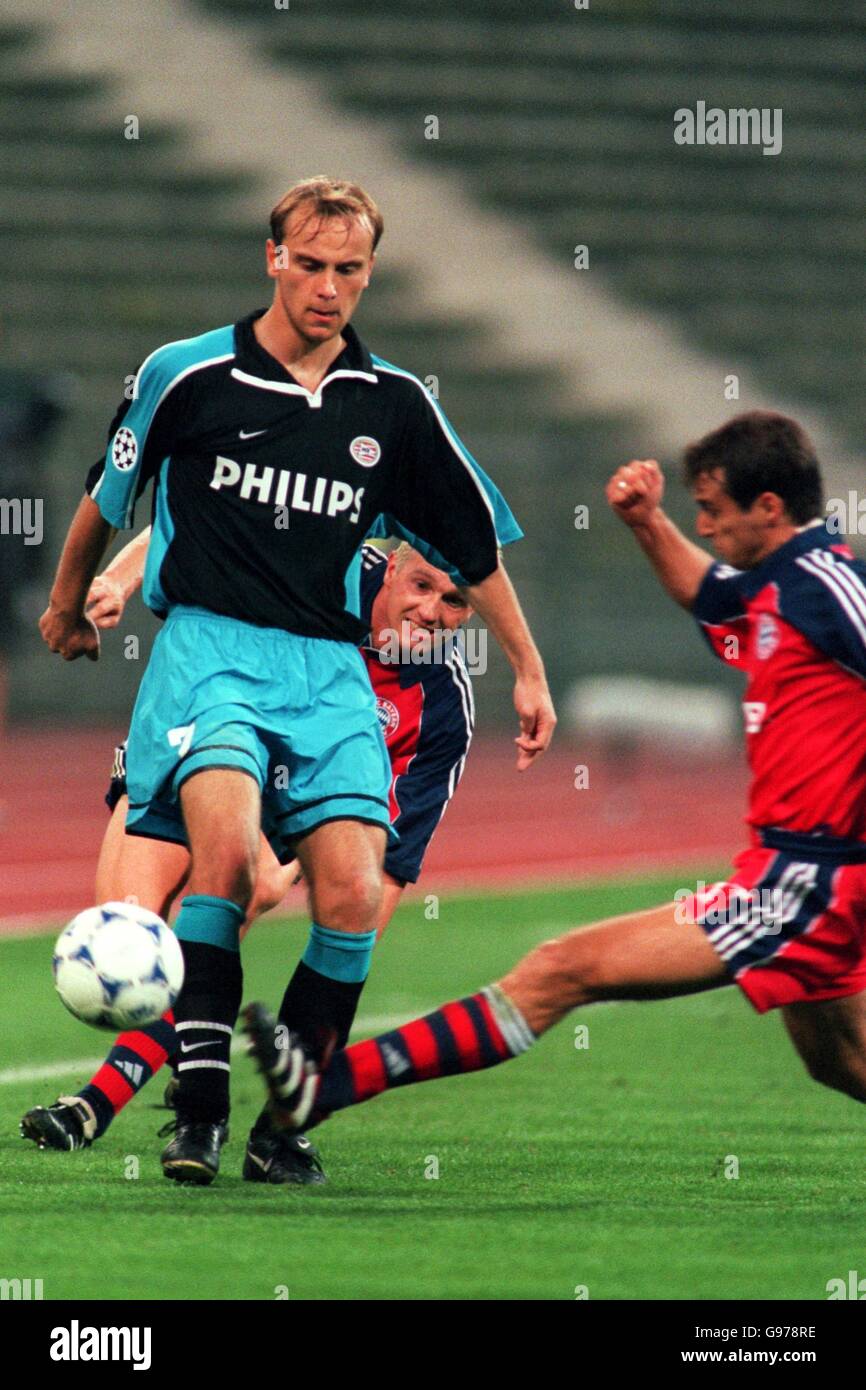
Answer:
[
  {"xmin": 78, "ymin": 1011, "xmax": 176, "ymax": 1138},
  {"xmin": 314, "ymin": 985, "xmax": 535, "ymax": 1118}
]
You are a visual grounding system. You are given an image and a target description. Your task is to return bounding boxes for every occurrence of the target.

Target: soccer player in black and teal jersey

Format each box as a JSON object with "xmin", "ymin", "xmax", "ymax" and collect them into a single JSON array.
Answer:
[
  {"xmin": 24, "ymin": 538, "xmax": 479, "ymax": 1184},
  {"xmin": 39, "ymin": 177, "xmax": 555, "ymax": 1184}
]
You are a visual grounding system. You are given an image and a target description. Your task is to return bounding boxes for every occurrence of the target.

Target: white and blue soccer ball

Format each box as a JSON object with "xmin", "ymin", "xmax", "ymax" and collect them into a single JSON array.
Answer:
[{"xmin": 52, "ymin": 902, "xmax": 184, "ymax": 1031}]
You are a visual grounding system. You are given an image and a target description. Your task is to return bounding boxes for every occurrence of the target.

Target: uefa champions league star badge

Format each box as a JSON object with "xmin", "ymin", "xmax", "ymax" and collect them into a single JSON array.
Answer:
[{"xmin": 111, "ymin": 427, "xmax": 138, "ymax": 471}]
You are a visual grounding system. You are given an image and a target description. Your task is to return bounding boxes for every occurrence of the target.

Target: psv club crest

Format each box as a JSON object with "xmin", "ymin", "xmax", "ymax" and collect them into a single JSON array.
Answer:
[
  {"xmin": 349, "ymin": 435, "xmax": 381, "ymax": 467},
  {"xmin": 376, "ymin": 697, "xmax": 400, "ymax": 738}
]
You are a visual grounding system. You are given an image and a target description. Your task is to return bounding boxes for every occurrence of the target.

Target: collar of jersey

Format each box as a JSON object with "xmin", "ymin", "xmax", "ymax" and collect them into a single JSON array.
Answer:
[
  {"xmin": 232, "ymin": 309, "xmax": 378, "ymax": 407},
  {"xmin": 360, "ymin": 629, "xmax": 465, "ymax": 684},
  {"xmin": 359, "ymin": 550, "xmax": 386, "ymax": 630},
  {"xmin": 736, "ymin": 520, "xmax": 837, "ymax": 597}
]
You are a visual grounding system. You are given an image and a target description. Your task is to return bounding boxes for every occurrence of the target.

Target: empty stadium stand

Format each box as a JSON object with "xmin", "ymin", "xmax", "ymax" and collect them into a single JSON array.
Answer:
[{"xmin": 2, "ymin": 1, "xmax": 862, "ymax": 720}]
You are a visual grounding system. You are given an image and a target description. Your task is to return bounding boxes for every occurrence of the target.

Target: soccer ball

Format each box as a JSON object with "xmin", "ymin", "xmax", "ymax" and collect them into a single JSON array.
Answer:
[{"xmin": 52, "ymin": 902, "xmax": 184, "ymax": 1031}]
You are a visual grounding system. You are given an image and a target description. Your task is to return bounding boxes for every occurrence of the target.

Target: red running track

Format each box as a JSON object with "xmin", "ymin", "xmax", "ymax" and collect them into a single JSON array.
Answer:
[{"xmin": 0, "ymin": 726, "xmax": 748, "ymax": 933}]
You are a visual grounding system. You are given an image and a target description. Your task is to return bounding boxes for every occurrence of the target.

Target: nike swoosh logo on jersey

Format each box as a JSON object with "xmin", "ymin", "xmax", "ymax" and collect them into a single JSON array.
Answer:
[
  {"xmin": 179, "ymin": 1040, "xmax": 214, "ymax": 1053},
  {"xmin": 239, "ymin": 428, "xmax": 267, "ymax": 439}
]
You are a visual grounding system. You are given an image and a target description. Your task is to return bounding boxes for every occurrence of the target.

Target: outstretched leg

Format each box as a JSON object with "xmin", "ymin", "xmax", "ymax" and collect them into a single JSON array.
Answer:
[
  {"xmin": 499, "ymin": 901, "xmax": 727, "ymax": 1033},
  {"xmin": 247, "ymin": 903, "xmax": 729, "ymax": 1130}
]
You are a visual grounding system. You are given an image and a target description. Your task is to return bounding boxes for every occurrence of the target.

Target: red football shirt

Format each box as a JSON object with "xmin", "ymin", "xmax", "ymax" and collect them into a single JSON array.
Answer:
[
  {"xmin": 358, "ymin": 545, "xmax": 474, "ymax": 882},
  {"xmin": 694, "ymin": 523, "xmax": 866, "ymax": 848}
]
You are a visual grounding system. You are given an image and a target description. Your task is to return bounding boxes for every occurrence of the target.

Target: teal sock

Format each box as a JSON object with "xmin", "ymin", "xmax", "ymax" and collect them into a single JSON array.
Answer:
[
  {"xmin": 302, "ymin": 922, "xmax": 376, "ymax": 984},
  {"xmin": 267, "ymin": 924, "xmax": 377, "ymax": 1063},
  {"xmin": 174, "ymin": 894, "xmax": 245, "ymax": 952}
]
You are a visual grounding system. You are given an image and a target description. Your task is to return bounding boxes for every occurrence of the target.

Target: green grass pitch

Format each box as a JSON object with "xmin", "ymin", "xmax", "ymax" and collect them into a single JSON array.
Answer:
[{"xmin": 1, "ymin": 876, "xmax": 863, "ymax": 1301}]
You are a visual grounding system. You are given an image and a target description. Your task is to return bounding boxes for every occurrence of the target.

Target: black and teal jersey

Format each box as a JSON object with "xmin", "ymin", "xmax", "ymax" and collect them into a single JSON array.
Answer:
[{"xmin": 86, "ymin": 310, "xmax": 522, "ymax": 643}]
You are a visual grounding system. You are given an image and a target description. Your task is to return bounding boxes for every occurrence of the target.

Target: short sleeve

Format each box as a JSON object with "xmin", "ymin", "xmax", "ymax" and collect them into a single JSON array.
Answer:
[
  {"xmin": 386, "ymin": 383, "xmax": 520, "ymax": 586},
  {"xmin": 789, "ymin": 550, "xmax": 866, "ymax": 680},
  {"xmin": 87, "ymin": 349, "xmax": 189, "ymax": 529},
  {"xmin": 692, "ymin": 563, "xmax": 749, "ymax": 668}
]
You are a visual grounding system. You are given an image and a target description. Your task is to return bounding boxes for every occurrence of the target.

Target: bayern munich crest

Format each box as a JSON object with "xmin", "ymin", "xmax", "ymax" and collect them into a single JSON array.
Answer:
[
  {"xmin": 376, "ymin": 697, "xmax": 400, "ymax": 738},
  {"xmin": 756, "ymin": 613, "xmax": 780, "ymax": 660},
  {"xmin": 111, "ymin": 427, "xmax": 138, "ymax": 471},
  {"xmin": 349, "ymin": 435, "xmax": 381, "ymax": 467}
]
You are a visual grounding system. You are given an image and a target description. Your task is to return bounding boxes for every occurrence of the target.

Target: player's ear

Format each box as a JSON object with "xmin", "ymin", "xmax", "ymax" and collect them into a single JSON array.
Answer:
[
  {"xmin": 265, "ymin": 239, "xmax": 284, "ymax": 279},
  {"xmin": 363, "ymin": 252, "xmax": 376, "ymax": 288},
  {"xmin": 756, "ymin": 491, "xmax": 784, "ymax": 523}
]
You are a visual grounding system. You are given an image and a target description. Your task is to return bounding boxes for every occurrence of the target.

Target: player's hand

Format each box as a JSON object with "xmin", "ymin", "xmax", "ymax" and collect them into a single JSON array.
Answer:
[
  {"xmin": 606, "ymin": 459, "xmax": 664, "ymax": 527},
  {"xmin": 85, "ymin": 573, "xmax": 126, "ymax": 629},
  {"xmin": 38, "ymin": 604, "xmax": 100, "ymax": 662},
  {"xmin": 513, "ymin": 673, "xmax": 556, "ymax": 771}
]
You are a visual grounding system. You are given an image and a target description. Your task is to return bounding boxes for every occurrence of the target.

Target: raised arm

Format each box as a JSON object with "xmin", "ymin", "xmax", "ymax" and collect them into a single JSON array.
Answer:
[
  {"xmin": 465, "ymin": 561, "xmax": 556, "ymax": 771},
  {"xmin": 39, "ymin": 494, "xmax": 116, "ymax": 661},
  {"xmin": 606, "ymin": 460, "xmax": 712, "ymax": 609}
]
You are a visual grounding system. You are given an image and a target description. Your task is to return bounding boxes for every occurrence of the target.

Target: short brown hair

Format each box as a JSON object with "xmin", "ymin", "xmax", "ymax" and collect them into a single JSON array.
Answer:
[
  {"xmin": 683, "ymin": 410, "xmax": 823, "ymax": 525},
  {"xmin": 269, "ymin": 176, "xmax": 383, "ymax": 251}
]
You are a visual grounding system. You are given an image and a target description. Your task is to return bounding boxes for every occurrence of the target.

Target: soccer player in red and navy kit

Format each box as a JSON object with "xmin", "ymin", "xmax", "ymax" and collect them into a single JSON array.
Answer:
[
  {"xmin": 23, "ymin": 539, "xmax": 477, "ymax": 1180},
  {"xmin": 245, "ymin": 412, "xmax": 866, "ymax": 1141}
]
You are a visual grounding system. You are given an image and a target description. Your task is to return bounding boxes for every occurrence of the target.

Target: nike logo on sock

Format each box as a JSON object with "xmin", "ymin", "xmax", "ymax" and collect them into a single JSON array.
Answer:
[
  {"xmin": 179, "ymin": 1040, "xmax": 215, "ymax": 1053},
  {"xmin": 239, "ymin": 428, "xmax": 267, "ymax": 439}
]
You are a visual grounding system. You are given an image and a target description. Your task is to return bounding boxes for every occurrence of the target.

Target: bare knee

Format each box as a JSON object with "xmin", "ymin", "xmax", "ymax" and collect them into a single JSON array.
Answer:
[
  {"xmin": 501, "ymin": 934, "xmax": 602, "ymax": 1035},
  {"xmin": 188, "ymin": 850, "xmax": 257, "ymax": 911},
  {"xmin": 312, "ymin": 867, "xmax": 382, "ymax": 933},
  {"xmin": 536, "ymin": 935, "xmax": 607, "ymax": 1003}
]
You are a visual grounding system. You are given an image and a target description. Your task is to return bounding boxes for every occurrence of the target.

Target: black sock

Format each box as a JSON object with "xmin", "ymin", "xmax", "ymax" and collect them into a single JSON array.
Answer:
[
  {"xmin": 277, "ymin": 959, "xmax": 365, "ymax": 1057},
  {"xmin": 250, "ymin": 961, "xmax": 365, "ymax": 1137},
  {"xmin": 173, "ymin": 941, "xmax": 242, "ymax": 1123}
]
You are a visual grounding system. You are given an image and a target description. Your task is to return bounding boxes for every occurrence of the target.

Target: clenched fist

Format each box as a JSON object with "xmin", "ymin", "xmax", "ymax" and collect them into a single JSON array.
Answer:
[
  {"xmin": 606, "ymin": 459, "xmax": 664, "ymax": 527},
  {"xmin": 39, "ymin": 605, "xmax": 101, "ymax": 662}
]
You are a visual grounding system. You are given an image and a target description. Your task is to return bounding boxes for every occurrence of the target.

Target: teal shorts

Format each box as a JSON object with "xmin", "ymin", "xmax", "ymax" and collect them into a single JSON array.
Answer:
[{"xmin": 125, "ymin": 606, "xmax": 394, "ymax": 856}]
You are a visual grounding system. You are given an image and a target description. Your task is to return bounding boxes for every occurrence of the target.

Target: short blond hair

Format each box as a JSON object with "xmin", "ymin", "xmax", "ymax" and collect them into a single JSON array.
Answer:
[
  {"xmin": 392, "ymin": 541, "xmax": 416, "ymax": 570},
  {"xmin": 269, "ymin": 176, "xmax": 383, "ymax": 251}
]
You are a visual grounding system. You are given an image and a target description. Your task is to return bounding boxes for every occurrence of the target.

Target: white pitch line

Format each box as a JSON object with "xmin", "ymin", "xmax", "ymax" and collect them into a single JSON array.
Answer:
[
  {"xmin": 0, "ymin": 1013, "xmax": 414, "ymax": 1087},
  {"xmin": 0, "ymin": 1057, "xmax": 107, "ymax": 1086}
]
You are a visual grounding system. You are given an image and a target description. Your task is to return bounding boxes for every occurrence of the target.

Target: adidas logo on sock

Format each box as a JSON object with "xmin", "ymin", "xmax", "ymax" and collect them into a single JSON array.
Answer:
[
  {"xmin": 115, "ymin": 1061, "xmax": 144, "ymax": 1087},
  {"xmin": 380, "ymin": 1042, "xmax": 411, "ymax": 1078}
]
